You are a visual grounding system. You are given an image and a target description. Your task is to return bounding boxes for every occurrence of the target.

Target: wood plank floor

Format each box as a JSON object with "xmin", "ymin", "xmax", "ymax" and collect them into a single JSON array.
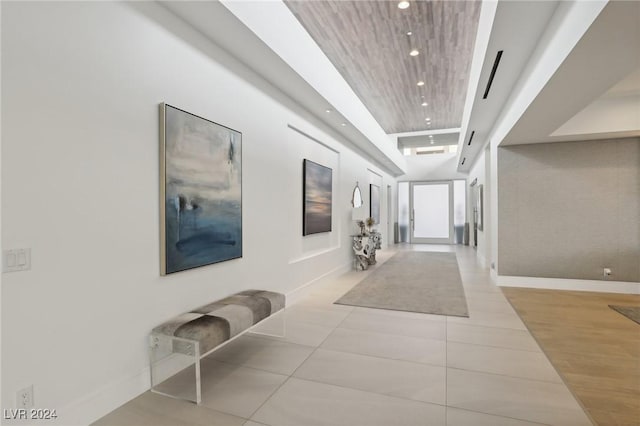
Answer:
[{"xmin": 502, "ymin": 287, "xmax": 640, "ymax": 426}]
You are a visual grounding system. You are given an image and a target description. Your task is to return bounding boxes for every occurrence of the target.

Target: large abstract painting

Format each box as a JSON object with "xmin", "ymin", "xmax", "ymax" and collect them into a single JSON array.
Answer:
[
  {"xmin": 370, "ymin": 184, "xmax": 380, "ymax": 224},
  {"xmin": 160, "ymin": 104, "xmax": 242, "ymax": 275},
  {"xmin": 303, "ymin": 159, "xmax": 332, "ymax": 235}
]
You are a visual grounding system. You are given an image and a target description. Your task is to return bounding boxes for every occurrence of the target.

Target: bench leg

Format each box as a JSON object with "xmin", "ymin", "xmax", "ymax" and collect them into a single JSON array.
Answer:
[
  {"xmin": 194, "ymin": 346, "xmax": 202, "ymax": 405},
  {"xmin": 149, "ymin": 334, "xmax": 202, "ymax": 405},
  {"xmin": 247, "ymin": 307, "xmax": 286, "ymax": 338}
]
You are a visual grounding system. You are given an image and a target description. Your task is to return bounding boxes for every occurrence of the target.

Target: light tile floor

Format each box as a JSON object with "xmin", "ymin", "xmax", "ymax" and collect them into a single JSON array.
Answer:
[{"xmin": 94, "ymin": 245, "xmax": 593, "ymax": 426}]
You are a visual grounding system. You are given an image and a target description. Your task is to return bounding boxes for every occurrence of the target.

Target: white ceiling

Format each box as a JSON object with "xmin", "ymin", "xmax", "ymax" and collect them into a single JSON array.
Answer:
[
  {"xmin": 160, "ymin": 0, "xmax": 407, "ymax": 176},
  {"xmin": 551, "ymin": 66, "xmax": 640, "ymax": 140},
  {"xmin": 500, "ymin": 0, "xmax": 640, "ymax": 146},
  {"xmin": 158, "ymin": 0, "xmax": 639, "ymax": 177},
  {"xmin": 454, "ymin": 0, "xmax": 560, "ymax": 172}
]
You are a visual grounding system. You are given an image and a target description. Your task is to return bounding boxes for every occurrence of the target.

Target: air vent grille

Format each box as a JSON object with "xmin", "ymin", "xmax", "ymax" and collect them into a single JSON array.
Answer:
[
  {"xmin": 467, "ymin": 131, "xmax": 475, "ymax": 146},
  {"xmin": 483, "ymin": 50, "xmax": 503, "ymax": 99}
]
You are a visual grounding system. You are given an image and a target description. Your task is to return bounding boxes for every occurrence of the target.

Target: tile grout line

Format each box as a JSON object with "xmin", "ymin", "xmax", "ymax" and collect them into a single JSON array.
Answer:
[
  {"xmin": 449, "ymin": 406, "xmax": 553, "ymax": 426},
  {"xmin": 241, "ymin": 283, "xmax": 360, "ymax": 423},
  {"xmin": 446, "ymin": 338, "xmax": 545, "ymax": 353},
  {"xmin": 217, "ymin": 363, "xmax": 556, "ymax": 426},
  {"xmin": 224, "ymin": 323, "xmax": 567, "ymax": 385},
  {"xmin": 445, "ymin": 310, "xmax": 448, "ymax": 425},
  {"xmin": 279, "ymin": 248, "xmax": 574, "ymax": 425},
  {"xmin": 222, "ymin": 248, "xmax": 573, "ymax": 423}
]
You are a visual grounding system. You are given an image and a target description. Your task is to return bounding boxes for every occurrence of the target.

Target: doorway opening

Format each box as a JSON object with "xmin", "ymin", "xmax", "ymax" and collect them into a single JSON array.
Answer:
[{"xmin": 397, "ymin": 180, "xmax": 466, "ymax": 244}]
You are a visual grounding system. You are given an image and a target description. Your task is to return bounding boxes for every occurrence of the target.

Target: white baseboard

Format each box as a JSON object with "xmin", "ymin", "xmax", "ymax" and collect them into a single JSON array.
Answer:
[
  {"xmin": 54, "ymin": 366, "xmax": 150, "ymax": 426},
  {"xmin": 476, "ymin": 253, "xmax": 487, "ymax": 269},
  {"xmin": 56, "ymin": 260, "xmax": 351, "ymax": 425},
  {"xmin": 498, "ymin": 275, "xmax": 640, "ymax": 294}
]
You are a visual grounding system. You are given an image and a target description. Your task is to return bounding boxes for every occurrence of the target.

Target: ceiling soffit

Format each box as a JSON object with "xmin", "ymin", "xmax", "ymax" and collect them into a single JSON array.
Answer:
[{"xmin": 286, "ymin": 0, "xmax": 481, "ymax": 134}]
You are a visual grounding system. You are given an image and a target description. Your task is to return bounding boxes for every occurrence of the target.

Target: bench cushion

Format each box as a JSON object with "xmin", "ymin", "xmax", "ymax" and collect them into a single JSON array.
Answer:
[{"xmin": 152, "ymin": 290, "xmax": 285, "ymax": 354}]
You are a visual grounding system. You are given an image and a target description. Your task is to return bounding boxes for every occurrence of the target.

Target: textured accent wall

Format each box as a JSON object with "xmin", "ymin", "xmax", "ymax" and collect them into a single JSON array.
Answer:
[{"xmin": 498, "ymin": 138, "xmax": 640, "ymax": 283}]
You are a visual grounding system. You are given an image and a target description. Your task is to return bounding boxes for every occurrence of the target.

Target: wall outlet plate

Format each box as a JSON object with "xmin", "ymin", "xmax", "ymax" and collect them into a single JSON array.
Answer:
[{"xmin": 16, "ymin": 385, "xmax": 34, "ymax": 409}]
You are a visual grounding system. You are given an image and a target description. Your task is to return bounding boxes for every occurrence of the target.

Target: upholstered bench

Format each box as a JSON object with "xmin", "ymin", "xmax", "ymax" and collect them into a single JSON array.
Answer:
[{"xmin": 149, "ymin": 290, "xmax": 285, "ymax": 404}]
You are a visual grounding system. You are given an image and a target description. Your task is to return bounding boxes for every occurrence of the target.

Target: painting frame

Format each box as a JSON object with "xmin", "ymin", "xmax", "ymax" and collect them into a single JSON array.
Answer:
[
  {"xmin": 370, "ymin": 184, "xmax": 380, "ymax": 225},
  {"xmin": 303, "ymin": 159, "xmax": 333, "ymax": 236},
  {"xmin": 160, "ymin": 103, "xmax": 242, "ymax": 275}
]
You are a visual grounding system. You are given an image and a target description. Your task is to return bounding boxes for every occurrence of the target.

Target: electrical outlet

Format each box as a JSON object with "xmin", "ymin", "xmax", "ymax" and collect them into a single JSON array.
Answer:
[
  {"xmin": 16, "ymin": 385, "xmax": 34, "ymax": 409},
  {"xmin": 603, "ymin": 268, "xmax": 612, "ymax": 278}
]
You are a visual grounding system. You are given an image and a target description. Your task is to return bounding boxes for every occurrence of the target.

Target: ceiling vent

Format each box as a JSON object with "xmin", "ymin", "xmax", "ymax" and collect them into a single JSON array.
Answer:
[
  {"xmin": 482, "ymin": 50, "xmax": 503, "ymax": 99},
  {"xmin": 467, "ymin": 130, "xmax": 475, "ymax": 146}
]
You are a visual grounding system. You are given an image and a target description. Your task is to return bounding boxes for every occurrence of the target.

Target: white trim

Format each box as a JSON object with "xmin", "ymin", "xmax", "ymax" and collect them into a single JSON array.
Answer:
[
  {"xmin": 388, "ymin": 128, "xmax": 461, "ymax": 139},
  {"xmin": 456, "ymin": 0, "xmax": 499, "ymax": 164},
  {"xmin": 288, "ymin": 124, "xmax": 340, "ymax": 154},
  {"xmin": 53, "ymin": 366, "xmax": 150, "ymax": 426},
  {"xmin": 498, "ymin": 275, "xmax": 640, "ymax": 294},
  {"xmin": 476, "ymin": 253, "xmax": 487, "ymax": 270},
  {"xmin": 288, "ymin": 246, "xmax": 340, "ymax": 265},
  {"xmin": 220, "ymin": 0, "xmax": 407, "ymax": 174},
  {"xmin": 58, "ymin": 260, "xmax": 349, "ymax": 425},
  {"xmin": 285, "ymin": 261, "xmax": 351, "ymax": 306}
]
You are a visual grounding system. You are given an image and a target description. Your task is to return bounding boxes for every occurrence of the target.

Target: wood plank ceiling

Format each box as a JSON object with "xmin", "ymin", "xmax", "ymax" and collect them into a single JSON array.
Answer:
[{"xmin": 286, "ymin": 0, "xmax": 481, "ymax": 134}]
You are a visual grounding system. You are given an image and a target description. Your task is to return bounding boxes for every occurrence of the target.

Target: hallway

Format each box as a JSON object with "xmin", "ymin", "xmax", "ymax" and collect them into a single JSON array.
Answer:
[{"xmin": 95, "ymin": 245, "xmax": 592, "ymax": 426}]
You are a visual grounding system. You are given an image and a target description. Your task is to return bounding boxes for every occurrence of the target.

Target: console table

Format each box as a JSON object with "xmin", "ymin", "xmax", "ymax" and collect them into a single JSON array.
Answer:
[{"xmin": 351, "ymin": 231, "xmax": 382, "ymax": 270}]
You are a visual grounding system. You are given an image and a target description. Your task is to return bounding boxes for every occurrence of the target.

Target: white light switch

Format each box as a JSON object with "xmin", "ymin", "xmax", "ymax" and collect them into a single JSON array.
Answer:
[
  {"xmin": 3, "ymin": 249, "xmax": 31, "ymax": 273},
  {"xmin": 6, "ymin": 252, "xmax": 16, "ymax": 268},
  {"xmin": 17, "ymin": 250, "xmax": 26, "ymax": 266}
]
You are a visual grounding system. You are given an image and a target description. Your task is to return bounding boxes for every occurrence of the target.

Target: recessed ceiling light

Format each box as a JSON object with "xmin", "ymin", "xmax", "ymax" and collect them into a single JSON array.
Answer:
[
  {"xmin": 410, "ymin": 49, "xmax": 419, "ymax": 57},
  {"xmin": 407, "ymin": 31, "xmax": 412, "ymax": 36},
  {"xmin": 398, "ymin": 1, "xmax": 410, "ymax": 10},
  {"xmin": 425, "ymin": 118, "xmax": 431, "ymax": 122},
  {"xmin": 325, "ymin": 109, "xmax": 332, "ymax": 113},
  {"xmin": 341, "ymin": 123, "xmax": 347, "ymax": 127},
  {"xmin": 417, "ymin": 81, "xmax": 425, "ymax": 86},
  {"xmin": 421, "ymin": 102, "xmax": 428, "ymax": 106},
  {"xmin": 430, "ymin": 141, "xmax": 434, "ymax": 145}
]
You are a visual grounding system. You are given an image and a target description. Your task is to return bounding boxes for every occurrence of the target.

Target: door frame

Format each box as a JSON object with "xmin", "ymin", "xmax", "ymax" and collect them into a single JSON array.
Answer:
[
  {"xmin": 409, "ymin": 180, "xmax": 454, "ymax": 244},
  {"xmin": 387, "ymin": 184, "xmax": 393, "ymax": 245}
]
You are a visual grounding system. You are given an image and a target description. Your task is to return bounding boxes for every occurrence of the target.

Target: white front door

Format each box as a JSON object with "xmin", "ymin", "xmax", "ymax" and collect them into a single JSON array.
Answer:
[{"xmin": 410, "ymin": 181, "xmax": 453, "ymax": 244}]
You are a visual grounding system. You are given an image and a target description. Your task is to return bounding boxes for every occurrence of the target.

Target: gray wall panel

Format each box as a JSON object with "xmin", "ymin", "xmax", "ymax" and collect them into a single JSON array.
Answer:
[{"xmin": 498, "ymin": 137, "xmax": 640, "ymax": 283}]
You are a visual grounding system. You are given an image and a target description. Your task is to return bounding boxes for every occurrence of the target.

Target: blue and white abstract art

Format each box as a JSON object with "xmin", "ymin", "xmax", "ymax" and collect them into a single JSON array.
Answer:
[{"xmin": 161, "ymin": 104, "xmax": 242, "ymax": 275}]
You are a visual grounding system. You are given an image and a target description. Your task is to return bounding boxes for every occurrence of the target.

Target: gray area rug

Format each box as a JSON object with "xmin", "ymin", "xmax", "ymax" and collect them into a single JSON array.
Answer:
[
  {"xmin": 335, "ymin": 251, "xmax": 469, "ymax": 317},
  {"xmin": 609, "ymin": 305, "xmax": 640, "ymax": 325}
]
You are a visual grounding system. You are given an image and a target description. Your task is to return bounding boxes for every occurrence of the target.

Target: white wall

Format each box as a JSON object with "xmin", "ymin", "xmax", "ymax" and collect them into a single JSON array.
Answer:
[
  {"xmin": 400, "ymin": 153, "xmax": 468, "ymax": 182},
  {"xmin": 0, "ymin": 2, "xmax": 395, "ymax": 423}
]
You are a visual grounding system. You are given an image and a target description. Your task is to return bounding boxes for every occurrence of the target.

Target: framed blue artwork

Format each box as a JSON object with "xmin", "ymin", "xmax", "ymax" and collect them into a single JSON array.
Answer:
[{"xmin": 160, "ymin": 104, "xmax": 242, "ymax": 275}]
